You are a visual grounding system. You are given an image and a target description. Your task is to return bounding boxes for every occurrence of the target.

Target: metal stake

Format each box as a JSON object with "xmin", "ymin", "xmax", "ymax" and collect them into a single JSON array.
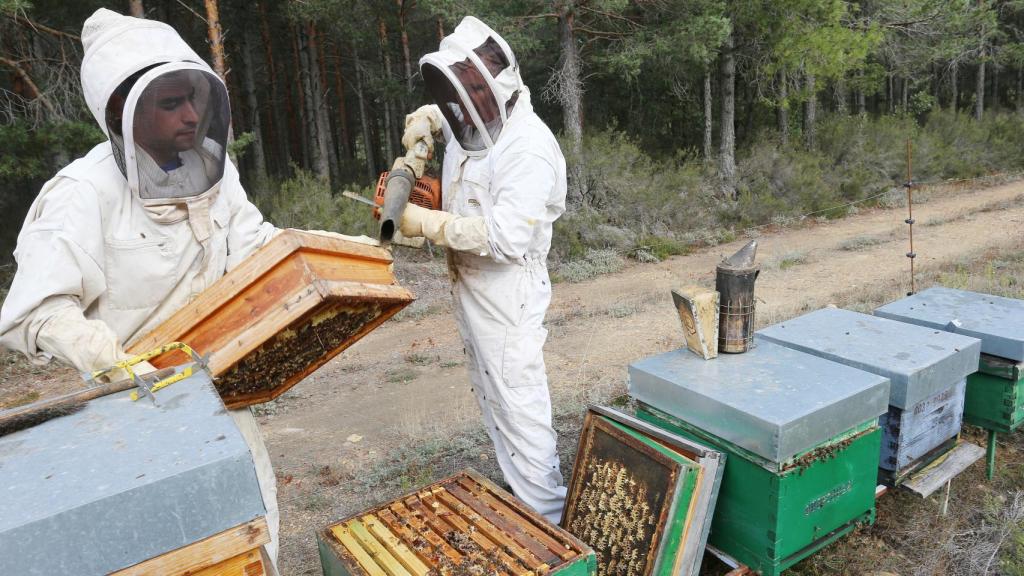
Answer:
[{"xmin": 905, "ymin": 138, "xmax": 916, "ymax": 295}]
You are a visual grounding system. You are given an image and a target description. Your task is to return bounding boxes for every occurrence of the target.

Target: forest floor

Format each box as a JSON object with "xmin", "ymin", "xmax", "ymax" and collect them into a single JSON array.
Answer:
[{"xmin": 5, "ymin": 176, "xmax": 1024, "ymax": 575}]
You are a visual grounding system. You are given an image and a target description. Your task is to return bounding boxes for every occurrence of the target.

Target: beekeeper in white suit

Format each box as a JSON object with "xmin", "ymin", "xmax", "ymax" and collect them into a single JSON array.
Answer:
[
  {"xmin": 0, "ymin": 8, "xmax": 292, "ymax": 571},
  {"xmin": 399, "ymin": 16, "xmax": 569, "ymax": 522}
]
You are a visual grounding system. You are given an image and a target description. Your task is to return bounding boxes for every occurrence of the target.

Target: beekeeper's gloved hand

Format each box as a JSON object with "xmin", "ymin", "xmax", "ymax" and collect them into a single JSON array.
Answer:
[
  {"xmin": 35, "ymin": 303, "xmax": 135, "ymax": 382},
  {"xmin": 399, "ymin": 203, "xmax": 490, "ymax": 255},
  {"xmin": 402, "ymin": 105, "xmax": 444, "ymax": 155}
]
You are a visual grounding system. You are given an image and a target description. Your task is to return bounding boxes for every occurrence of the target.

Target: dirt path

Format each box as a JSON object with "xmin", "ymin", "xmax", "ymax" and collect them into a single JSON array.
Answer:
[{"xmin": 263, "ymin": 178, "xmax": 1024, "ymax": 573}]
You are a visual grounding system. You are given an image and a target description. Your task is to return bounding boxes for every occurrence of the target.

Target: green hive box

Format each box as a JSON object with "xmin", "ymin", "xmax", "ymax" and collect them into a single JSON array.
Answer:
[
  {"xmin": 965, "ymin": 355, "xmax": 1024, "ymax": 433},
  {"xmin": 629, "ymin": 341, "xmax": 890, "ymax": 576},
  {"xmin": 562, "ymin": 406, "xmax": 724, "ymax": 576}
]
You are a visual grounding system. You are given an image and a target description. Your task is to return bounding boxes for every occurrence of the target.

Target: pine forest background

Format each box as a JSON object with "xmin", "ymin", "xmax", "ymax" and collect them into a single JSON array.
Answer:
[{"xmin": 4, "ymin": 0, "xmax": 1024, "ymax": 283}]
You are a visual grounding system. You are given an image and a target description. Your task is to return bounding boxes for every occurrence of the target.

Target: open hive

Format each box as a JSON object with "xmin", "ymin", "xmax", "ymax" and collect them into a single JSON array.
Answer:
[
  {"xmin": 317, "ymin": 470, "xmax": 595, "ymax": 576},
  {"xmin": 562, "ymin": 406, "xmax": 723, "ymax": 576},
  {"xmin": 128, "ymin": 230, "xmax": 415, "ymax": 409}
]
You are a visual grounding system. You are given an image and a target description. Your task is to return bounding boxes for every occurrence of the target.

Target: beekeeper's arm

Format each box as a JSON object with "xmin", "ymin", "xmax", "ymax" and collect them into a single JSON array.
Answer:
[
  {"xmin": 400, "ymin": 140, "xmax": 555, "ymax": 263},
  {"xmin": 0, "ymin": 178, "xmax": 124, "ymax": 373}
]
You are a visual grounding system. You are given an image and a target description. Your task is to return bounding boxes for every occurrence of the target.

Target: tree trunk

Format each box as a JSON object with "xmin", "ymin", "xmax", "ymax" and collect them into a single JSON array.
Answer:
[
  {"xmin": 294, "ymin": 24, "xmax": 313, "ymax": 171},
  {"xmin": 703, "ymin": 66, "xmax": 713, "ymax": 162},
  {"xmin": 719, "ymin": 32, "xmax": 737, "ymax": 199},
  {"xmin": 334, "ymin": 46, "xmax": 353, "ymax": 160},
  {"xmin": 378, "ymin": 18, "xmax": 396, "ymax": 163},
  {"xmin": 976, "ymin": 57, "xmax": 985, "ymax": 121},
  {"xmin": 258, "ymin": 1, "xmax": 288, "ymax": 173},
  {"xmin": 305, "ymin": 23, "xmax": 333, "ymax": 182},
  {"xmin": 203, "ymin": 0, "xmax": 228, "ymax": 80},
  {"xmin": 777, "ymin": 67, "xmax": 789, "ymax": 146},
  {"xmin": 241, "ymin": 28, "xmax": 267, "ymax": 181},
  {"xmin": 803, "ymin": 73, "xmax": 816, "ymax": 149},
  {"xmin": 1018, "ymin": 65, "xmax": 1023, "ymax": 114},
  {"xmin": 312, "ymin": 27, "xmax": 339, "ymax": 182},
  {"xmin": 557, "ymin": 1, "xmax": 586, "ymax": 204},
  {"xmin": 288, "ymin": 24, "xmax": 303, "ymax": 169},
  {"xmin": 991, "ymin": 62, "xmax": 999, "ymax": 112},
  {"xmin": 901, "ymin": 76, "xmax": 908, "ymax": 112},
  {"xmin": 437, "ymin": 16, "xmax": 445, "ymax": 42},
  {"xmin": 352, "ymin": 41, "xmax": 376, "ymax": 182},
  {"xmin": 834, "ymin": 77, "xmax": 848, "ymax": 115},
  {"xmin": 742, "ymin": 80, "xmax": 754, "ymax": 144},
  {"xmin": 887, "ymin": 73, "xmax": 894, "ymax": 114},
  {"xmin": 398, "ymin": 0, "xmax": 413, "ymax": 93},
  {"xmin": 951, "ymin": 63, "xmax": 959, "ymax": 114},
  {"xmin": 129, "ymin": 0, "xmax": 144, "ymax": 18},
  {"xmin": 857, "ymin": 69, "xmax": 866, "ymax": 115}
]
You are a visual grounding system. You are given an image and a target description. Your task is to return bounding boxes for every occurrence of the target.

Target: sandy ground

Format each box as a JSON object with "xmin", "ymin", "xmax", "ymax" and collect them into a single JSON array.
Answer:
[{"xmin": 258, "ymin": 177, "xmax": 1024, "ymax": 574}]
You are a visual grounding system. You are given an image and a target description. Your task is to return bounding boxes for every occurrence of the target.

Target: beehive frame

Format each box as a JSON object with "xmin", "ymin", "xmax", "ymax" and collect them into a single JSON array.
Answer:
[
  {"xmin": 318, "ymin": 470, "xmax": 595, "ymax": 576},
  {"xmin": 129, "ymin": 230, "xmax": 414, "ymax": 408},
  {"xmin": 562, "ymin": 406, "xmax": 724, "ymax": 576}
]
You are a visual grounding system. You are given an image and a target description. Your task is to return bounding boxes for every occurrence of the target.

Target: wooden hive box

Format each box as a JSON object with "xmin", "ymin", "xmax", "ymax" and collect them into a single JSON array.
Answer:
[
  {"xmin": 112, "ymin": 518, "xmax": 269, "ymax": 576},
  {"xmin": 129, "ymin": 230, "xmax": 415, "ymax": 409},
  {"xmin": 317, "ymin": 469, "xmax": 596, "ymax": 576}
]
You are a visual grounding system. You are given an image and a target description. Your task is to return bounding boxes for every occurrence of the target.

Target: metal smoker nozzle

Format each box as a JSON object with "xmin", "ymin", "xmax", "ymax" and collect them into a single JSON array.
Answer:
[{"xmin": 722, "ymin": 240, "xmax": 758, "ymax": 269}]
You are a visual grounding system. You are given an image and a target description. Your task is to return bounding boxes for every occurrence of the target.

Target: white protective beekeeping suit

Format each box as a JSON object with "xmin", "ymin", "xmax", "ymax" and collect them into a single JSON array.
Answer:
[
  {"xmin": 0, "ymin": 8, "xmax": 281, "ymax": 571},
  {"xmin": 400, "ymin": 16, "xmax": 569, "ymax": 522}
]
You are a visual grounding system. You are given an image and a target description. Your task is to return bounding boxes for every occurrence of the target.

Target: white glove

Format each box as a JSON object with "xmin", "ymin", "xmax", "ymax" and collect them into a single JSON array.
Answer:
[
  {"xmin": 402, "ymin": 105, "xmax": 444, "ymax": 154},
  {"xmin": 36, "ymin": 304, "xmax": 126, "ymax": 375},
  {"xmin": 399, "ymin": 203, "xmax": 490, "ymax": 255}
]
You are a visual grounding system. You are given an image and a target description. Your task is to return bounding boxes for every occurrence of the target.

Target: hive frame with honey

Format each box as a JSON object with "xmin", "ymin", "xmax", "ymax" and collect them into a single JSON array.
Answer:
[
  {"xmin": 562, "ymin": 406, "xmax": 724, "ymax": 576},
  {"xmin": 318, "ymin": 469, "xmax": 595, "ymax": 576}
]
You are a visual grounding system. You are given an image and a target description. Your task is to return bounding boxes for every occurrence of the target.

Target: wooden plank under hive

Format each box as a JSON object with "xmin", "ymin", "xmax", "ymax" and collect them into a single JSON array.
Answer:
[
  {"xmin": 562, "ymin": 406, "xmax": 724, "ymax": 576},
  {"xmin": 128, "ymin": 230, "xmax": 415, "ymax": 409},
  {"xmin": 318, "ymin": 470, "xmax": 596, "ymax": 576}
]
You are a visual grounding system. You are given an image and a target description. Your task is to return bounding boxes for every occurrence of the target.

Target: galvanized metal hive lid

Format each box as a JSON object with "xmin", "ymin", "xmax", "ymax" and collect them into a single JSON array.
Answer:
[
  {"xmin": 875, "ymin": 287, "xmax": 1024, "ymax": 362},
  {"xmin": 628, "ymin": 340, "xmax": 890, "ymax": 464},
  {"xmin": 757, "ymin": 308, "xmax": 980, "ymax": 408},
  {"xmin": 318, "ymin": 469, "xmax": 593, "ymax": 576},
  {"xmin": 0, "ymin": 371, "xmax": 265, "ymax": 576}
]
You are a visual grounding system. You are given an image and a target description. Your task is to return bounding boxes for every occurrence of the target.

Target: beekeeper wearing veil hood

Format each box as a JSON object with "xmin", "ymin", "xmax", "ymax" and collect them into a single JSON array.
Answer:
[
  {"xmin": 0, "ymin": 8, "xmax": 283, "ymax": 570},
  {"xmin": 398, "ymin": 16, "xmax": 569, "ymax": 522}
]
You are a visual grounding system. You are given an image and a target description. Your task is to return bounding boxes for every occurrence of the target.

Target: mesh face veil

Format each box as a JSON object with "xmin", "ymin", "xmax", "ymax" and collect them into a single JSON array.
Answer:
[
  {"xmin": 420, "ymin": 18, "xmax": 523, "ymax": 154},
  {"xmin": 121, "ymin": 64, "xmax": 230, "ymax": 202}
]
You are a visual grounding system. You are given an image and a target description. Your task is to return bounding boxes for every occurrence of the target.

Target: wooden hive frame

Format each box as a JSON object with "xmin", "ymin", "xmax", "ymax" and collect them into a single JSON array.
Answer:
[
  {"xmin": 318, "ymin": 469, "xmax": 595, "ymax": 576},
  {"xmin": 128, "ymin": 230, "xmax": 415, "ymax": 408}
]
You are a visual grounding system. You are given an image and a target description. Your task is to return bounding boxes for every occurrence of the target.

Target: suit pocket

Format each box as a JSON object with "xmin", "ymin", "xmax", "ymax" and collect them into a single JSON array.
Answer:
[
  {"xmin": 501, "ymin": 326, "xmax": 548, "ymax": 388},
  {"xmin": 103, "ymin": 236, "xmax": 175, "ymax": 310}
]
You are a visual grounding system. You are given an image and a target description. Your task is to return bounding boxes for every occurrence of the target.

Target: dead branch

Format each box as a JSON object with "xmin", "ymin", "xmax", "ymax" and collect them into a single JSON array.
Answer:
[
  {"xmin": 4, "ymin": 12, "xmax": 80, "ymax": 41},
  {"xmin": 0, "ymin": 56, "xmax": 56, "ymax": 115}
]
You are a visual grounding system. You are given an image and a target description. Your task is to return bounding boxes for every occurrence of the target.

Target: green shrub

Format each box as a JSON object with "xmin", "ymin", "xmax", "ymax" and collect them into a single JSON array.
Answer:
[
  {"xmin": 249, "ymin": 168, "xmax": 376, "ymax": 237},
  {"xmin": 631, "ymin": 235, "xmax": 690, "ymax": 262},
  {"xmin": 553, "ymin": 129, "xmax": 714, "ymax": 263},
  {"xmin": 552, "ymin": 249, "xmax": 625, "ymax": 283}
]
